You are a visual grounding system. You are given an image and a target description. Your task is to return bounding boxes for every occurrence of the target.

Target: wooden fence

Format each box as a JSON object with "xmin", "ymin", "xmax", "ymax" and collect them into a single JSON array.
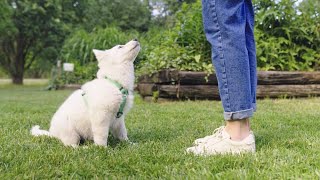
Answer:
[{"xmin": 137, "ymin": 69, "xmax": 320, "ymax": 101}]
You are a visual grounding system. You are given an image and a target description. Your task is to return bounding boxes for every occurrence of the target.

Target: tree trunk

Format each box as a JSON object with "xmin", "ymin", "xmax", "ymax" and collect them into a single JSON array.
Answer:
[
  {"xmin": 12, "ymin": 73, "xmax": 23, "ymax": 84},
  {"xmin": 11, "ymin": 48, "xmax": 25, "ymax": 85}
]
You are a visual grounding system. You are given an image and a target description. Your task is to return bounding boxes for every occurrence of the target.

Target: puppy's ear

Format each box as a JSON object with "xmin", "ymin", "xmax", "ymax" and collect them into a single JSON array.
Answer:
[{"xmin": 93, "ymin": 49, "xmax": 106, "ymax": 63}]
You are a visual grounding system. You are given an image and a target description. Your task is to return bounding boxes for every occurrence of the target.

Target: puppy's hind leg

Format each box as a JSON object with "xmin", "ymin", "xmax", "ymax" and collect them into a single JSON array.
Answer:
[
  {"xmin": 49, "ymin": 120, "xmax": 80, "ymax": 147},
  {"xmin": 60, "ymin": 132, "xmax": 80, "ymax": 148}
]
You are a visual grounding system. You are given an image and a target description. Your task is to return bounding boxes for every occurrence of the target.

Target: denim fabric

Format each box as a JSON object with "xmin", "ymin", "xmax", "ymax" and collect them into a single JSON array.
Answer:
[{"xmin": 202, "ymin": 0, "xmax": 257, "ymax": 120}]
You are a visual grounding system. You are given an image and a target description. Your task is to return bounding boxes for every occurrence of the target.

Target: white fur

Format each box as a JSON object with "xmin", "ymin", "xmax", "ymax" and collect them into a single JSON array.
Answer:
[{"xmin": 31, "ymin": 40, "xmax": 140, "ymax": 147}]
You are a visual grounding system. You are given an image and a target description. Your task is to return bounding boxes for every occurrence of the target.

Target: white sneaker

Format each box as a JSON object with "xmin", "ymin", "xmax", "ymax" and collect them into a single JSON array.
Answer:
[{"xmin": 186, "ymin": 126, "xmax": 255, "ymax": 155}]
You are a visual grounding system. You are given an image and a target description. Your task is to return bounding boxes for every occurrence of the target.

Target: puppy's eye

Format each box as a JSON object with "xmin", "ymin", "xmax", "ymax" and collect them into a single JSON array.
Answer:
[{"xmin": 118, "ymin": 46, "xmax": 123, "ymax": 49}]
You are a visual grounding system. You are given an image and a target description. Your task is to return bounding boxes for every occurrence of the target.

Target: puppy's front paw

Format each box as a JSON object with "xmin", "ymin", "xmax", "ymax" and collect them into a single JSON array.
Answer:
[
  {"xmin": 93, "ymin": 136, "xmax": 108, "ymax": 147},
  {"xmin": 94, "ymin": 142, "xmax": 107, "ymax": 147},
  {"xmin": 94, "ymin": 141, "xmax": 108, "ymax": 147}
]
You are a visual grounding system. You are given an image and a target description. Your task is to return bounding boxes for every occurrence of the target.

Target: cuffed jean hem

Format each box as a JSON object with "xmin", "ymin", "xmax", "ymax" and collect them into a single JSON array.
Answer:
[{"xmin": 224, "ymin": 104, "xmax": 256, "ymax": 121}]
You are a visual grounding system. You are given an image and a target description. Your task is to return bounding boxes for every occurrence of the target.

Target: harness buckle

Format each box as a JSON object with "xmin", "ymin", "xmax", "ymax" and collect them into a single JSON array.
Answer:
[{"xmin": 116, "ymin": 112, "xmax": 123, "ymax": 118}]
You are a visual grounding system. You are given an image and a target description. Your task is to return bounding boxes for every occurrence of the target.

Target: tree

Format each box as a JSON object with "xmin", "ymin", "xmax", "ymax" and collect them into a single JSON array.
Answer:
[
  {"xmin": 0, "ymin": 0, "xmax": 85, "ymax": 84},
  {"xmin": 148, "ymin": 0, "xmax": 196, "ymax": 27},
  {"xmin": 149, "ymin": 0, "xmax": 195, "ymax": 16},
  {"xmin": 83, "ymin": 0, "xmax": 152, "ymax": 32}
]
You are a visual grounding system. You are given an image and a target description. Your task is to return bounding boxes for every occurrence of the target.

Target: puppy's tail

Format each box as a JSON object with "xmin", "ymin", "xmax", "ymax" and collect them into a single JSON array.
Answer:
[{"xmin": 31, "ymin": 125, "xmax": 51, "ymax": 137}]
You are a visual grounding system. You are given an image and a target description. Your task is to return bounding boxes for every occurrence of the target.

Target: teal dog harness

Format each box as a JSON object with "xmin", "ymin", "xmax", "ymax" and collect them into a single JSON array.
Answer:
[{"xmin": 81, "ymin": 76, "xmax": 129, "ymax": 118}]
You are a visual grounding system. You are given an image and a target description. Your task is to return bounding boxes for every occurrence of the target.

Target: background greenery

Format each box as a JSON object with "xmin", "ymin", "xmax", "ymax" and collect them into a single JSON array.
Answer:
[
  {"xmin": 0, "ymin": 0, "xmax": 319, "ymax": 85},
  {"xmin": 254, "ymin": 0, "xmax": 320, "ymax": 71},
  {"xmin": 0, "ymin": 85, "xmax": 320, "ymax": 178}
]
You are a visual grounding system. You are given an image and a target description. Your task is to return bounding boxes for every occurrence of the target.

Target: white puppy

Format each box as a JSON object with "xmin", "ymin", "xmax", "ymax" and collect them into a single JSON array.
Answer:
[{"xmin": 31, "ymin": 39, "xmax": 140, "ymax": 147}]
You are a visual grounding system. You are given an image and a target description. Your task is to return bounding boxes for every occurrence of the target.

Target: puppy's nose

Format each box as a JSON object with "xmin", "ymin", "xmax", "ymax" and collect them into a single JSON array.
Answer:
[{"xmin": 133, "ymin": 38, "xmax": 138, "ymax": 41}]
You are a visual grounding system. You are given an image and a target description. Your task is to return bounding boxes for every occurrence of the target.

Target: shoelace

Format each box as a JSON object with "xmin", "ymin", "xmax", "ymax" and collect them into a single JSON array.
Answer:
[{"xmin": 211, "ymin": 126, "xmax": 226, "ymax": 139}]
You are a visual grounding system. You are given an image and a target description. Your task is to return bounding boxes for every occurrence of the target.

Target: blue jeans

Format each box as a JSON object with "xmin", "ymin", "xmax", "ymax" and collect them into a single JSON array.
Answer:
[{"xmin": 202, "ymin": 0, "xmax": 257, "ymax": 120}]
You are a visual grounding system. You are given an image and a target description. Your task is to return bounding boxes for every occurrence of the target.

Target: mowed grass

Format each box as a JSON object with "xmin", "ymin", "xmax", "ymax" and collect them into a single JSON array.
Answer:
[{"xmin": 0, "ymin": 85, "xmax": 320, "ymax": 179}]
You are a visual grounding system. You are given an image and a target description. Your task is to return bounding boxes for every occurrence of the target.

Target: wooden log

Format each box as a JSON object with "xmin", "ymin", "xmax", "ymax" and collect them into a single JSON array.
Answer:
[
  {"xmin": 137, "ymin": 69, "xmax": 179, "ymax": 84},
  {"xmin": 158, "ymin": 85, "xmax": 220, "ymax": 99},
  {"xmin": 158, "ymin": 85, "xmax": 221, "ymax": 99},
  {"xmin": 258, "ymin": 71, "xmax": 320, "ymax": 85},
  {"xmin": 138, "ymin": 69, "xmax": 320, "ymax": 85},
  {"xmin": 137, "ymin": 83, "xmax": 158, "ymax": 96},
  {"xmin": 137, "ymin": 84, "xmax": 220, "ymax": 99},
  {"xmin": 178, "ymin": 71, "xmax": 218, "ymax": 85},
  {"xmin": 138, "ymin": 69, "xmax": 216, "ymax": 85},
  {"xmin": 256, "ymin": 84, "xmax": 320, "ymax": 98},
  {"xmin": 137, "ymin": 84, "xmax": 320, "ymax": 99}
]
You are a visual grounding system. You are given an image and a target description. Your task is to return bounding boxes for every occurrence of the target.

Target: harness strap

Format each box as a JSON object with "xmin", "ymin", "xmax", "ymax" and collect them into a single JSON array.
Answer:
[
  {"xmin": 81, "ymin": 76, "xmax": 129, "ymax": 118},
  {"xmin": 104, "ymin": 76, "xmax": 128, "ymax": 118}
]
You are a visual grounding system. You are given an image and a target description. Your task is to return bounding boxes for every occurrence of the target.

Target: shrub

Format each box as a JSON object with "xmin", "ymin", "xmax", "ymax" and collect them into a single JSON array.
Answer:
[
  {"xmin": 49, "ymin": 62, "xmax": 97, "ymax": 89},
  {"xmin": 138, "ymin": 0, "xmax": 213, "ymax": 76},
  {"xmin": 0, "ymin": 67, "xmax": 8, "ymax": 78},
  {"xmin": 60, "ymin": 27, "xmax": 138, "ymax": 65},
  {"xmin": 138, "ymin": 0, "xmax": 320, "ymax": 75},
  {"xmin": 254, "ymin": 0, "xmax": 320, "ymax": 71},
  {"xmin": 50, "ymin": 27, "xmax": 138, "ymax": 87}
]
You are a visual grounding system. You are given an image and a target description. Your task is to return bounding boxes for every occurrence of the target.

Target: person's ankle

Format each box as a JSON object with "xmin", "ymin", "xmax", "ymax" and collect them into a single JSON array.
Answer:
[{"xmin": 225, "ymin": 118, "xmax": 251, "ymax": 141}]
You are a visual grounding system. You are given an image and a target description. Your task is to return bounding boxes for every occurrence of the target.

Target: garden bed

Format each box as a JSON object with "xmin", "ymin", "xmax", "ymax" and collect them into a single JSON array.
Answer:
[{"xmin": 137, "ymin": 69, "xmax": 320, "ymax": 101}]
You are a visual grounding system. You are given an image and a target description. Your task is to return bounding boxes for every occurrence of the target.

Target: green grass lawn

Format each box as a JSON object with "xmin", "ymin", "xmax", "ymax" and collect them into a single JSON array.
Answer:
[{"xmin": 0, "ymin": 85, "xmax": 320, "ymax": 179}]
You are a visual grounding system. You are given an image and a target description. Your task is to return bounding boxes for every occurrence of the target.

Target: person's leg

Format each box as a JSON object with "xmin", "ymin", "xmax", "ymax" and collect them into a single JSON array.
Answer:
[
  {"xmin": 245, "ymin": 0, "xmax": 257, "ymax": 112},
  {"xmin": 206, "ymin": 0, "xmax": 254, "ymax": 121},
  {"xmin": 186, "ymin": 0, "xmax": 257, "ymax": 155},
  {"xmin": 225, "ymin": 118, "xmax": 250, "ymax": 141},
  {"xmin": 225, "ymin": 0, "xmax": 257, "ymax": 141},
  {"xmin": 203, "ymin": 0, "xmax": 255, "ymax": 134}
]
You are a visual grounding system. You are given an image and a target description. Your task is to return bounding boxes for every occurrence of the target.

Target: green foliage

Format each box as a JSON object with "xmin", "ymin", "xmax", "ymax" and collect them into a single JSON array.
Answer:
[
  {"xmin": 52, "ymin": 27, "xmax": 138, "ymax": 86},
  {"xmin": 150, "ymin": 0, "xmax": 196, "ymax": 16},
  {"xmin": 54, "ymin": 62, "xmax": 97, "ymax": 86},
  {"xmin": 0, "ymin": 0, "xmax": 152, "ymax": 82},
  {"xmin": 254, "ymin": 0, "xmax": 320, "ymax": 71},
  {"xmin": 83, "ymin": 0, "xmax": 152, "ymax": 32},
  {"xmin": 60, "ymin": 27, "xmax": 132, "ymax": 65},
  {"xmin": 138, "ymin": 0, "xmax": 213, "ymax": 75},
  {"xmin": 0, "ymin": 68, "xmax": 8, "ymax": 78},
  {"xmin": 0, "ymin": 0, "xmax": 86, "ymax": 84},
  {"xmin": 139, "ymin": 0, "xmax": 320, "ymax": 75}
]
